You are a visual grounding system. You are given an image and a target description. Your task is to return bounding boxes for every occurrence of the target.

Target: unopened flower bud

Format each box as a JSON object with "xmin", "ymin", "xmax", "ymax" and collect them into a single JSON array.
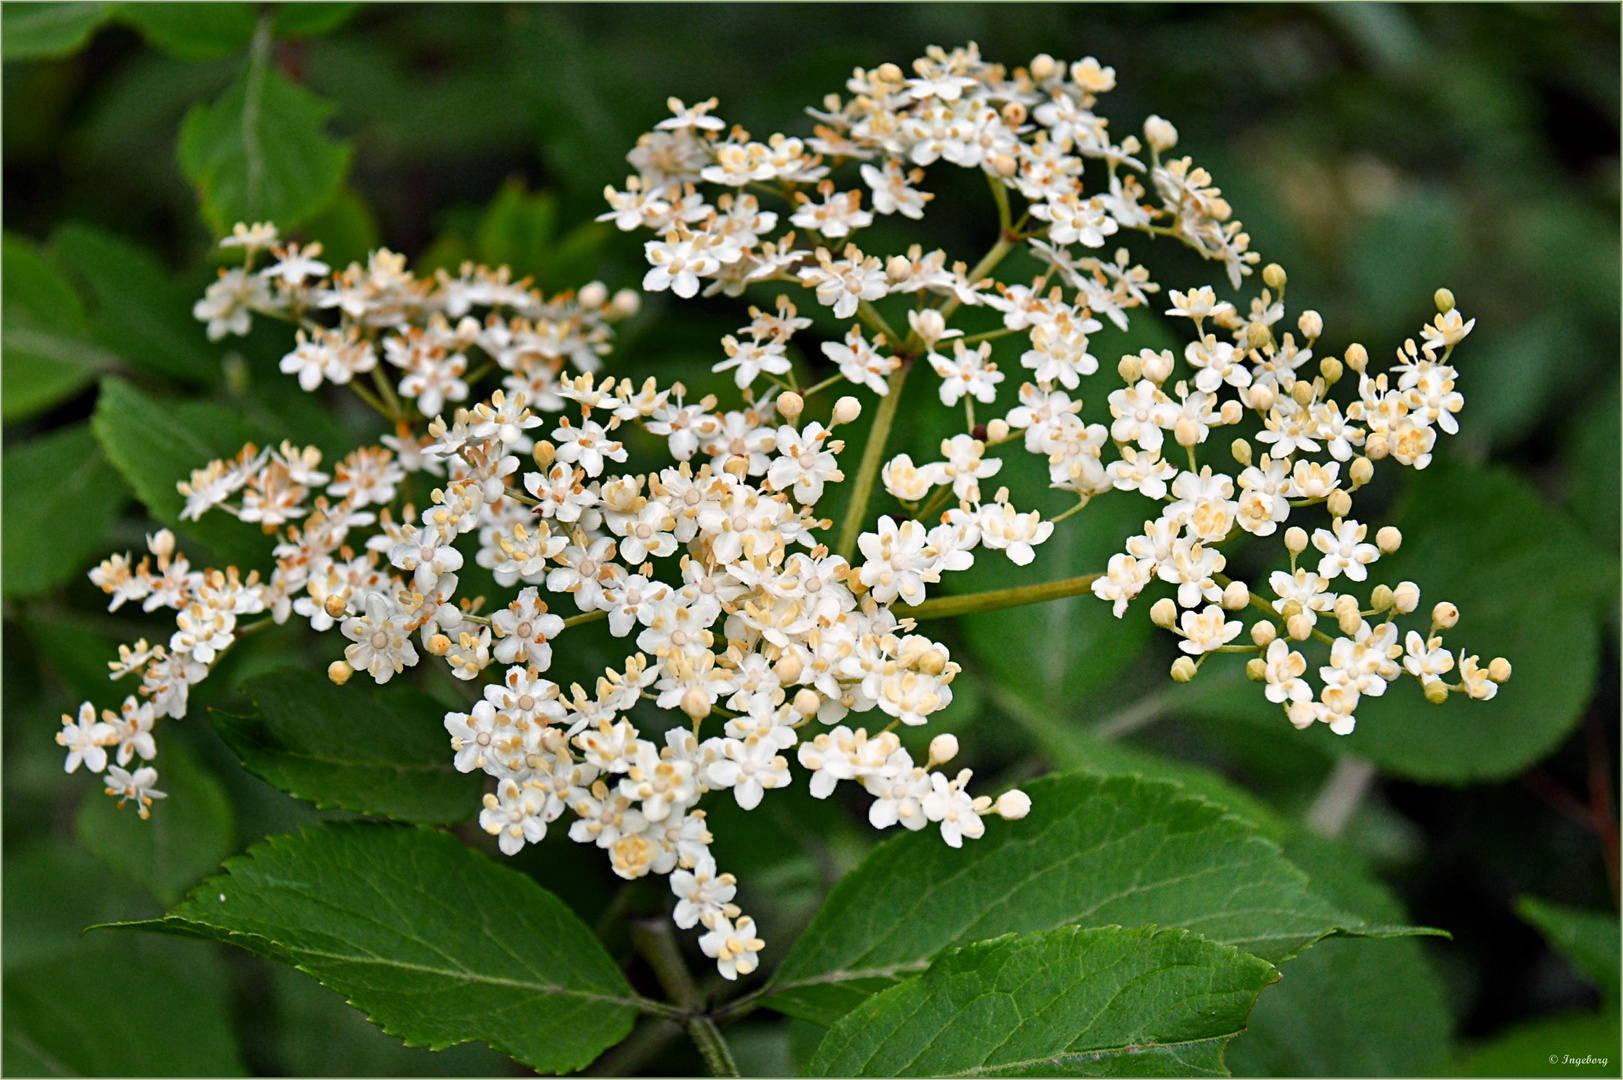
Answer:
[
  {"xmin": 328, "ymin": 660, "xmax": 354, "ymax": 685},
  {"xmin": 1284, "ymin": 526, "xmax": 1308, "ymax": 554},
  {"xmin": 1344, "ymin": 342, "xmax": 1368, "ymax": 373},
  {"xmin": 876, "ymin": 62, "xmax": 904, "ymax": 83},
  {"xmin": 1231, "ymin": 438, "xmax": 1252, "ymax": 467},
  {"xmin": 578, "ymin": 281, "xmax": 608, "ymax": 309},
  {"xmin": 886, "ymin": 254, "xmax": 913, "ymax": 281},
  {"xmin": 1337, "ymin": 605, "xmax": 1362, "ymax": 637},
  {"xmin": 993, "ymin": 153, "xmax": 1018, "ymax": 178},
  {"xmin": 1291, "ymin": 379, "xmax": 1315, "ymax": 407},
  {"xmin": 1030, "ymin": 53, "xmax": 1057, "ymax": 80},
  {"xmin": 774, "ymin": 650, "xmax": 803, "ymax": 685},
  {"xmin": 1488, "ymin": 657, "xmax": 1512, "ymax": 683},
  {"xmin": 1350, "ymin": 456, "xmax": 1374, "ymax": 486},
  {"xmin": 832, "ymin": 396, "xmax": 862, "ymax": 425},
  {"xmin": 1174, "ymin": 417, "xmax": 1201, "ymax": 447},
  {"xmin": 324, "ymin": 593, "xmax": 348, "ymax": 619},
  {"xmin": 1434, "ymin": 287, "xmax": 1455, "ymax": 313},
  {"xmin": 1298, "ymin": 310, "xmax": 1323, "ymax": 339},
  {"xmin": 1370, "ymin": 584, "xmax": 1394, "ymax": 611},
  {"xmin": 1286, "ymin": 612, "xmax": 1314, "ymax": 641},
  {"xmin": 1320, "ymin": 356, "xmax": 1343, "ymax": 385},
  {"xmin": 1327, "ymin": 488, "xmax": 1352, "ymax": 518},
  {"xmin": 1251, "ymin": 619, "xmax": 1277, "ymax": 647},
  {"xmin": 792, "ymin": 687, "xmax": 820, "ymax": 717},
  {"xmin": 1142, "ymin": 349, "xmax": 1174, "ymax": 384},
  {"xmin": 1170, "ymin": 656, "xmax": 1197, "ymax": 682},
  {"xmin": 533, "ymin": 440, "xmax": 556, "ymax": 469},
  {"xmin": 148, "ymin": 529, "xmax": 176, "ymax": 559},
  {"xmin": 1262, "ymin": 263, "xmax": 1287, "ymax": 290},
  {"xmin": 1143, "ymin": 114, "xmax": 1178, "ymax": 152},
  {"xmin": 1248, "ymin": 382, "xmax": 1276, "ymax": 412},
  {"xmin": 1280, "ymin": 598, "xmax": 1304, "ymax": 619},
  {"xmin": 1365, "ymin": 432, "xmax": 1390, "ymax": 460},
  {"xmin": 1375, "ymin": 526, "xmax": 1401, "ymax": 553},
  {"xmin": 986, "ymin": 418, "xmax": 1010, "ymax": 443},
  {"xmin": 1423, "ymin": 678, "xmax": 1450, "ymax": 704},
  {"xmin": 681, "ymin": 687, "xmax": 712, "ymax": 720},
  {"xmin": 1432, "ymin": 602, "xmax": 1459, "ymax": 629},
  {"xmin": 1392, "ymin": 581, "xmax": 1420, "ymax": 613},
  {"xmin": 1219, "ymin": 399, "xmax": 1243, "ymax": 426},
  {"xmin": 611, "ymin": 288, "xmax": 641, "ymax": 317},
  {"xmin": 426, "ymin": 633, "xmax": 452, "ymax": 656},
  {"xmin": 1117, "ymin": 354, "xmax": 1143, "ymax": 383},
  {"xmin": 1248, "ymin": 321, "xmax": 1272, "ymax": 351},
  {"xmin": 995, "ymin": 788, "xmax": 1032, "ymax": 820},
  {"xmin": 1222, "ymin": 581, "xmax": 1250, "ymax": 610},
  {"xmin": 1001, "ymin": 101, "xmax": 1027, "ymax": 127},
  {"xmin": 1150, "ymin": 598, "xmax": 1178, "ymax": 629},
  {"xmin": 928, "ymin": 733, "xmax": 959, "ymax": 767},
  {"xmin": 1246, "ymin": 657, "xmax": 1268, "ymax": 682},
  {"xmin": 777, "ymin": 391, "xmax": 804, "ymax": 420}
]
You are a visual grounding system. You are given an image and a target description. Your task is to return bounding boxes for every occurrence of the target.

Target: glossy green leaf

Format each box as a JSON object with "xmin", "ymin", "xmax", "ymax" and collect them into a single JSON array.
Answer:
[
  {"xmin": 3, "ymin": 231, "xmax": 119, "ymax": 420},
  {"xmin": 178, "ymin": 51, "xmax": 353, "ymax": 233},
  {"xmin": 765, "ymin": 771, "xmax": 1432, "ymax": 1026},
  {"xmin": 52, "ymin": 221, "xmax": 220, "ymax": 384},
  {"xmin": 115, "ymin": 2, "xmax": 256, "ymax": 59},
  {"xmin": 212, "ymin": 669, "xmax": 483, "ymax": 823},
  {"xmin": 806, "ymin": 925, "xmax": 1278, "ymax": 1077},
  {"xmin": 1, "ymin": 1, "xmax": 111, "ymax": 60},
  {"xmin": 76, "ymin": 737, "xmax": 236, "ymax": 906},
  {"xmin": 1517, "ymin": 896, "xmax": 1621, "ymax": 1006},
  {"xmin": 2, "ymin": 424, "xmax": 129, "ymax": 597},
  {"xmin": 98, "ymin": 822, "xmax": 641, "ymax": 1074}
]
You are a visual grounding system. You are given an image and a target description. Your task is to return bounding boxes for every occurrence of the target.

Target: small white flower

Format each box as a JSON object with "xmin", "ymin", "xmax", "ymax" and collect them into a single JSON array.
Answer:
[
  {"xmin": 103, "ymin": 765, "xmax": 166, "ymax": 819},
  {"xmin": 57, "ymin": 703, "xmax": 115, "ymax": 774}
]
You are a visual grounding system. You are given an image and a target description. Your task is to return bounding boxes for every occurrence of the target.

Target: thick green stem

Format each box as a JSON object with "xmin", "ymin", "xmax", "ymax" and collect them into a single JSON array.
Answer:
[
  {"xmin": 688, "ymin": 1017, "xmax": 740, "ymax": 1077},
  {"xmin": 907, "ymin": 572, "xmax": 1104, "ymax": 622},
  {"xmin": 629, "ymin": 920, "xmax": 739, "ymax": 1077},
  {"xmin": 836, "ymin": 360, "xmax": 912, "ymax": 561}
]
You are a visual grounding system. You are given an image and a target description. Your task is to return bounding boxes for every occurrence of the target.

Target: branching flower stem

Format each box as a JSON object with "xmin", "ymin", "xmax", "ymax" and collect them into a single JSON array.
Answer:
[
  {"xmin": 835, "ymin": 359, "xmax": 913, "ymax": 561},
  {"xmin": 906, "ymin": 572, "xmax": 1104, "ymax": 622},
  {"xmin": 629, "ymin": 919, "xmax": 739, "ymax": 1077}
]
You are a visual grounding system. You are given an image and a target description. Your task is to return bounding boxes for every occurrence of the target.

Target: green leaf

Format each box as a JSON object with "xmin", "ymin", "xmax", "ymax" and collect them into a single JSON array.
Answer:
[
  {"xmin": 1, "ymin": 1, "xmax": 112, "ymax": 60},
  {"xmin": 76, "ymin": 737, "xmax": 237, "ymax": 906},
  {"xmin": 297, "ymin": 185, "xmax": 380, "ymax": 271},
  {"xmin": 178, "ymin": 48, "xmax": 353, "ymax": 233},
  {"xmin": 764, "ymin": 771, "xmax": 1431, "ymax": 1026},
  {"xmin": 115, "ymin": 2, "xmax": 256, "ymax": 59},
  {"xmin": 3, "ymin": 839, "xmax": 160, "ymax": 972},
  {"xmin": 1563, "ymin": 377, "xmax": 1621, "ymax": 553},
  {"xmin": 805, "ymin": 925, "xmax": 1278, "ymax": 1077},
  {"xmin": 97, "ymin": 822, "xmax": 641, "ymax": 1074},
  {"xmin": 90, "ymin": 375, "xmax": 274, "ymax": 568},
  {"xmin": 471, "ymin": 179, "xmax": 610, "ymax": 294},
  {"xmin": 211, "ymin": 669, "xmax": 483, "ymax": 824},
  {"xmin": 3, "ymin": 231, "xmax": 120, "ymax": 421},
  {"xmin": 1516, "ymin": 896, "xmax": 1621, "ymax": 1006},
  {"xmin": 1451, "ymin": 1011, "xmax": 1620, "ymax": 1078},
  {"xmin": 271, "ymin": 2, "xmax": 361, "ymax": 38},
  {"xmin": 51, "ymin": 221, "xmax": 220, "ymax": 384},
  {"xmin": 2, "ymin": 424, "xmax": 130, "ymax": 597}
]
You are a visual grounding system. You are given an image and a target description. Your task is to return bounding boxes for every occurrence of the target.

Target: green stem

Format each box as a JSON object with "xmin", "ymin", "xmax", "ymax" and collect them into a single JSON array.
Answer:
[
  {"xmin": 688, "ymin": 1017, "xmax": 740, "ymax": 1078},
  {"xmin": 989, "ymin": 171, "xmax": 1013, "ymax": 233},
  {"xmin": 835, "ymin": 359, "xmax": 913, "ymax": 561},
  {"xmin": 369, "ymin": 365, "xmax": 405, "ymax": 422},
  {"xmin": 563, "ymin": 609, "xmax": 607, "ymax": 629},
  {"xmin": 907, "ymin": 572, "xmax": 1104, "ymax": 622},
  {"xmin": 629, "ymin": 920, "xmax": 739, "ymax": 1077},
  {"xmin": 799, "ymin": 371, "xmax": 847, "ymax": 398},
  {"xmin": 857, "ymin": 298, "xmax": 900, "ymax": 345}
]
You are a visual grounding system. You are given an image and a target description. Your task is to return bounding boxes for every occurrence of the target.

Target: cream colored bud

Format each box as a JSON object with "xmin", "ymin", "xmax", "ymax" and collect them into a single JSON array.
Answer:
[
  {"xmin": 1284, "ymin": 526, "xmax": 1308, "ymax": 554},
  {"xmin": 533, "ymin": 440, "xmax": 556, "ymax": 469},
  {"xmin": 986, "ymin": 418, "xmax": 1011, "ymax": 443},
  {"xmin": 777, "ymin": 391, "xmax": 804, "ymax": 420},
  {"xmin": 1170, "ymin": 656, "xmax": 1197, "ymax": 682},
  {"xmin": 1222, "ymin": 580, "xmax": 1250, "ymax": 610},
  {"xmin": 832, "ymin": 396, "xmax": 862, "ymax": 425},
  {"xmin": 611, "ymin": 288, "xmax": 641, "ymax": 317},
  {"xmin": 1231, "ymin": 438, "xmax": 1253, "ymax": 467},
  {"xmin": 993, "ymin": 153, "xmax": 1018, "ymax": 178},
  {"xmin": 1392, "ymin": 581, "xmax": 1420, "ymax": 613},
  {"xmin": 1248, "ymin": 382, "xmax": 1276, "ymax": 412},
  {"xmin": 1432, "ymin": 602, "xmax": 1459, "ymax": 630},
  {"xmin": 1262, "ymin": 263, "xmax": 1287, "ymax": 290},
  {"xmin": 1251, "ymin": 619, "xmax": 1277, "ymax": 647},
  {"xmin": 148, "ymin": 529, "xmax": 176, "ymax": 559},
  {"xmin": 1327, "ymin": 489, "xmax": 1352, "ymax": 518},
  {"xmin": 1286, "ymin": 612, "xmax": 1314, "ymax": 641},
  {"xmin": 1143, "ymin": 114, "xmax": 1178, "ymax": 152},
  {"xmin": 774, "ymin": 650, "xmax": 804, "ymax": 685},
  {"xmin": 876, "ymin": 62, "xmax": 904, "ymax": 83},
  {"xmin": 1142, "ymin": 349, "xmax": 1174, "ymax": 384},
  {"xmin": 1280, "ymin": 598, "xmax": 1304, "ymax": 619},
  {"xmin": 1030, "ymin": 53, "xmax": 1057, "ymax": 80},
  {"xmin": 1350, "ymin": 456, "xmax": 1374, "ymax": 486},
  {"xmin": 681, "ymin": 687, "xmax": 712, "ymax": 720},
  {"xmin": 928, "ymin": 733, "xmax": 959, "ymax": 767},
  {"xmin": 1248, "ymin": 321, "xmax": 1272, "ymax": 350},
  {"xmin": 1376, "ymin": 526, "xmax": 1402, "ymax": 553},
  {"xmin": 1366, "ymin": 433, "xmax": 1390, "ymax": 460},
  {"xmin": 793, "ymin": 687, "xmax": 821, "ymax": 717},
  {"xmin": 324, "ymin": 593, "xmax": 348, "ymax": 619},
  {"xmin": 1174, "ymin": 417, "xmax": 1201, "ymax": 448},
  {"xmin": 1345, "ymin": 342, "xmax": 1368, "ymax": 373},
  {"xmin": 1370, "ymin": 584, "xmax": 1394, "ymax": 612},
  {"xmin": 1246, "ymin": 657, "xmax": 1268, "ymax": 682},
  {"xmin": 886, "ymin": 254, "xmax": 913, "ymax": 281},
  {"xmin": 1488, "ymin": 657, "xmax": 1512, "ymax": 683},
  {"xmin": 995, "ymin": 788, "xmax": 1032, "ymax": 820},
  {"xmin": 1320, "ymin": 356, "xmax": 1343, "ymax": 385},
  {"xmin": 327, "ymin": 660, "xmax": 353, "ymax": 685},
  {"xmin": 426, "ymin": 633, "xmax": 452, "ymax": 656},
  {"xmin": 1298, "ymin": 310, "xmax": 1324, "ymax": 340},
  {"xmin": 1434, "ymin": 287, "xmax": 1455, "ymax": 313},
  {"xmin": 1219, "ymin": 399, "xmax": 1243, "ymax": 426},
  {"xmin": 1337, "ymin": 606, "xmax": 1362, "ymax": 637},
  {"xmin": 1117, "ymin": 354, "xmax": 1143, "ymax": 383},
  {"xmin": 1423, "ymin": 678, "xmax": 1450, "ymax": 705},
  {"xmin": 578, "ymin": 281, "xmax": 608, "ymax": 309},
  {"xmin": 1001, "ymin": 101, "xmax": 1027, "ymax": 127},
  {"xmin": 917, "ymin": 647, "xmax": 947, "ymax": 676},
  {"xmin": 1150, "ymin": 598, "xmax": 1178, "ymax": 629},
  {"xmin": 1291, "ymin": 379, "xmax": 1316, "ymax": 407}
]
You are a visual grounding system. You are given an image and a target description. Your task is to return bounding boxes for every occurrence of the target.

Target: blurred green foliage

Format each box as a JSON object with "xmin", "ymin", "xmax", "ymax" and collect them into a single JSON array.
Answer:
[{"xmin": 3, "ymin": 3, "xmax": 1616, "ymax": 1076}]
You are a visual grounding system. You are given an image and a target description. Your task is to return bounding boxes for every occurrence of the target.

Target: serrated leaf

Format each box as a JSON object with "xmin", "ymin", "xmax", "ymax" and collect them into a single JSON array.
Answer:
[
  {"xmin": 52, "ymin": 221, "xmax": 220, "ymax": 384},
  {"xmin": 1517, "ymin": 896, "xmax": 1621, "ymax": 1006},
  {"xmin": 764, "ymin": 771, "xmax": 1433, "ymax": 1026},
  {"xmin": 1, "ymin": 1, "xmax": 112, "ymax": 60},
  {"xmin": 178, "ymin": 55, "xmax": 353, "ymax": 233},
  {"xmin": 806, "ymin": 925, "xmax": 1278, "ymax": 1078},
  {"xmin": 212, "ymin": 669, "xmax": 483, "ymax": 823},
  {"xmin": 96, "ymin": 822, "xmax": 641, "ymax": 1074},
  {"xmin": 115, "ymin": 2, "xmax": 256, "ymax": 59},
  {"xmin": 3, "ymin": 231, "xmax": 120, "ymax": 421},
  {"xmin": 76, "ymin": 738, "xmax": 236, "ymax": 906},
  {"xmin": 2, "ymin": 424, "xmax": 130, "ymax": 597}
]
